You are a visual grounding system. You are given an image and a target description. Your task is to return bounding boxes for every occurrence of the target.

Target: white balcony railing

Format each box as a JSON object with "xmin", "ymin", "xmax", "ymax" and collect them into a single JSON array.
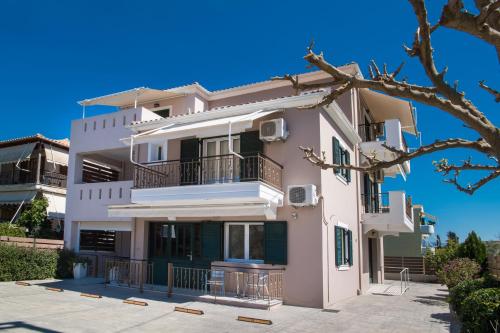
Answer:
[
  {"xmin": 362, "ymin": 191, "xmax": 414, "ymax": 234},
  {"xmin": 359, "ymin": 119, "xmax": 410, "ymax": 179}
]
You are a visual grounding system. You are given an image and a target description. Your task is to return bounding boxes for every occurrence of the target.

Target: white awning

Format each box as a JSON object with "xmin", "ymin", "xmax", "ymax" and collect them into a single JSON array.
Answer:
[
  {"xmin": 78, "ymin": 87, "xmax": 183, "ymax": 107},
  {"xmin": 130, "ymin": 109, "xmax": 281, "ymax": 144},
  {"xmin": 108, "ymin": 202, "xmax": 277, "ymax": 220},
  {"xmin": 360, "ymin": 89, "xmax": 417, "ymax": 135},
  {"xmin": 0, "ymin": 143, "xmax": 37, "ymax": 164},
  {"xmin": 0, "ymin": 191, "xmax": 37, "ymax": 205},
  {"xmin": 44, "ymin": 146, "xmax": 68, "ymax": 166},
  {"xmin": 79, "ymin": 221, "xmax": 133, "ymax": 232}
]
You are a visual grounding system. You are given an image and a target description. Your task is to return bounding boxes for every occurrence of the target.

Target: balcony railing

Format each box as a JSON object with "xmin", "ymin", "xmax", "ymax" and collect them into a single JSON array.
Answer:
[
  {"xmin": 406, "ymin": 195, "xmax": 412, "ymax": 220},
  {"xmin": 359, "ymin": 121, "xmax": 408, "ymax": 152},
  {"xmin": 362, "ymin": 192, "xmax": 390, "ymax": 214},
  {"xmin": 41, "ymin": 172, "xmax": 67, "ymax": 188},
  {"xmin": 134, "ymin": 153, "xmax": 283, "ymax": 191}
]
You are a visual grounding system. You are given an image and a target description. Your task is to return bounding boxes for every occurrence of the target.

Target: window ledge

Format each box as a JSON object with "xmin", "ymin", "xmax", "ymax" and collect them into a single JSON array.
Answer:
[
  {"xmin": 335, "ymin": 174, "xmax": 349, "ymax": 186},
  {"xmin": 211, "ymin": 261, "xmax": 286, "ymax": 271}
]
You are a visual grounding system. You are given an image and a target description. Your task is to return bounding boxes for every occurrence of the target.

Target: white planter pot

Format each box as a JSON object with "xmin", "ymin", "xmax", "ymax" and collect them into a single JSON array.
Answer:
[{"xmin": 73, "ymin": 263, "xmax": 88, "ymax": 280}]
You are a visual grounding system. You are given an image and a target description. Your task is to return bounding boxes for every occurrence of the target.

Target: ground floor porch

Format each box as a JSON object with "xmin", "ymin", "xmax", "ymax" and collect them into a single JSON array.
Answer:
[{"xmin": 0, "ymin": 278, "xmax": 458, "ymax": 332}]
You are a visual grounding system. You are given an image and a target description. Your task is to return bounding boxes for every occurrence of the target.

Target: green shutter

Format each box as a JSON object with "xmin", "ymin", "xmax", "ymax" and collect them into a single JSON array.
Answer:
[
  {"xmin": 335, "ymin": 226, "xmax": 343, "ymax": 266},
  {"xmin": 348, "ymin": 230, "xmax": 353, "ymax": 266},
  {"xmin": 345, "ymin": 150, "xmax": 351, "ymax": 183},
  {"xmin": 332, "ymin": 137, "xmax": 341, "ymax": 175},
  {"xmin": 240, "ymin": 131, "xmax": 263, "ymax": 156},
  {"xmin": 180, "ymin": 138, "xmax": 199, "ymax": 160},
  {"xmin": 180, "ymin": 138, "xmax": 199, "ymax": 185},
  {"xmin": 240, "ymin": 131, "xmax": 263, "ymax": 181},
  {"xmin": 201, "ymin": 222, "xmax": 223, "ymax": 261},
  {"xmin": 264, "ymin": 222, "xmax": 287, "ymax": 265}
]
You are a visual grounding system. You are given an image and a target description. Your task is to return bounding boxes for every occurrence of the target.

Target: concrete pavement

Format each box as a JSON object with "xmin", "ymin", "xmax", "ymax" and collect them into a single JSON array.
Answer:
[{"xmin": 0, "ymin": 279, "xmax": 457, "ymax": 332}]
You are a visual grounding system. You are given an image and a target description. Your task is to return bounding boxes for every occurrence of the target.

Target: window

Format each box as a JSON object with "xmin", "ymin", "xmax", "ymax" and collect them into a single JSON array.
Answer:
[
  {"xmin": 79, "ymin": 230, "xmax": 115, "ymax": 252},
  {"xmin": 149, "ymin": 143, "xmax": 165, "ymax": 162},
  {"xmin": 335, "ymin": 226, "xmax": 353, "ymax": 268},
  {"xmin": 332, "ymin": 137, "xmax": 351, "ymax": 183},
  {"xmin": 224, "ymin": 222, "xmax": 264, "ymax": 262},
  {"xmin": 154, "ymin": 108, "xmax": 170, "ymax": 118}
]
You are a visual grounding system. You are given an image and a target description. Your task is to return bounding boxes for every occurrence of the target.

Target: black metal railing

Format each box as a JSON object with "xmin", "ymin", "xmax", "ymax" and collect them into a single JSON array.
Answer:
[
  {"xmin": 358, "ymin": 122, "xmax": 385, "ymax": 142},
  {"xmin": 134, "ymin": 153, "xmax": 283, "ymax": 190},
  {"xmin": 405, "ymin": 195, "xmax": 412, "ymax": 219},
  {"xmin": 41, "ymin": 171, "xmax": 67, "ymax": 188},
  {"xmin": 362, "ymin": 192, "xmax": 390, "ymax": 214}
]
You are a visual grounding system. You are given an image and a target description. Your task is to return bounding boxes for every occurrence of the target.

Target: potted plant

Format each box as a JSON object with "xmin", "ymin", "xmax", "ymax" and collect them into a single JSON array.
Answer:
[{"xmin": 73, "ymin": 257, "xmax": 90, "ymax": 280}]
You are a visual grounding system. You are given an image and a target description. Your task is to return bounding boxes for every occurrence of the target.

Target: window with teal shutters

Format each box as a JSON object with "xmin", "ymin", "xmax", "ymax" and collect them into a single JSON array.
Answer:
[
  {"xmin": 348, "ymin": 230, "xmax": 353, "ymax": 266},
  {"xmin": 332, "ymin": 137, "xmax": 341, "ymax": 175},
  {"xmin": 335, "ymin": 226, "xmax": 353, "ymax": 267},
  {"xmin": 264, "ymin": 222, "xmax": 287, "ymax": 265},
  {"xmin": 332, "ymin": 136, "xmax": 351, "ymax": 183},
  {"xmin": 201, "ymin": 222, "xmax": 223, "ymax": 261},
  {"xmin": 345, "ymin": 150, "xmax": 351, "ymax": 183},
  {"xmin": 335, "ymin": 226, "xmax": 343, "ymax": 266}
]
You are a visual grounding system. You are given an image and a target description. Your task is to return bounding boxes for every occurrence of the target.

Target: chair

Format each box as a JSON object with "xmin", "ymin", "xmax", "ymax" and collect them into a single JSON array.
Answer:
[
  {"xmin": 206, "ymin": 270, "xmax": 225, "ymax": 296},
  {"xmin": 243, "ymin": 273, "xmax": 269, "ymax": 299}
]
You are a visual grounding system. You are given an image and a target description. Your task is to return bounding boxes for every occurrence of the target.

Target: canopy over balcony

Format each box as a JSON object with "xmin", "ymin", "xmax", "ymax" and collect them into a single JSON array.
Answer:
[
  {"xmin": 78, "ymin": 87, "xmax": 184, "ymax": 108},
  {"xmin": 360, "ymin": 89, "xmax": 417, "ymax": 135}
]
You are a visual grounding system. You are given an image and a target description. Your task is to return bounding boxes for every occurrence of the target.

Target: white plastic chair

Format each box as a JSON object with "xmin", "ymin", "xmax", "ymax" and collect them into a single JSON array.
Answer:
[{"xmin": 206, "ymin": 270, "xmax": 225, "ymax": 296}]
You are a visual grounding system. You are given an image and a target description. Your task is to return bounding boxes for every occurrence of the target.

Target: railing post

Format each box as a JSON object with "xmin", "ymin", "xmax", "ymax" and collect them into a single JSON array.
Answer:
[
  {"xmin": 140, "ymin": 261, "xmax": 144, "ymax": 293},
  {"xmin": 167, "ymin": 263, "xmax": 173, "ymax": 298}
]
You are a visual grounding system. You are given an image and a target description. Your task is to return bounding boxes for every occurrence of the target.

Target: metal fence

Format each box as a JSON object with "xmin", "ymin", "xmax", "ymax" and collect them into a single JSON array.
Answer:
[{"xmin": 104, "ymin": 258, "xmax": 154, "ymax": 292}]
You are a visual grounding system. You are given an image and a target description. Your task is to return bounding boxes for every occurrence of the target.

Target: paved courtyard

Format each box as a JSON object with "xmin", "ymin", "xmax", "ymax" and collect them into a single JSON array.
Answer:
[{"xmin": 0, "ymin": 279, "xmax": 458, "ymax": 332}]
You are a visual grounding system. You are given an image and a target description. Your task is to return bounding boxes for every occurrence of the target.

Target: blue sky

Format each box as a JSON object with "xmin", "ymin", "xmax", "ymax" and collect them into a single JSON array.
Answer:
[{"xmin": 0, "ymin": 0, "xmax": 498, "ymax": 241}]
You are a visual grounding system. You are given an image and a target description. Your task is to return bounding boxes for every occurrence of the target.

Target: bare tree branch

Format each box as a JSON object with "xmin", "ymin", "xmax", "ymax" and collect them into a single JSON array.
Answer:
[
  {"xmin": 479, "ymin": 80, "xmax": 500, "ymax": 102},
  {"xmin": 299, "ymin": 138, "xmax": 491, "ymax": 172},
  {"xmin": 275, "ymin": 0, "xmax": 500, "ymax": 194},
  {"xmin": 443, "ymin": 169, "xmax": 500, "ymax": 195},
  {"xmin": 438, "ymin": 0, "xmax": 500, "ymax": 56}
]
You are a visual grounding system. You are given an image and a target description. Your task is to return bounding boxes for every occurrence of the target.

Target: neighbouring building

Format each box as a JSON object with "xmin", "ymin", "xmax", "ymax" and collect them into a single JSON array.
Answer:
[
  {"xmin": 384, "ymin": 204, "xmax": 437, "ymax": 281},
  {"xmin": 0, "ymin": 134, "xmax": 69, "ymax": 232},
  {"xmin": 64, "ymin": 67, "xmax": 416, "ymax": 308}
]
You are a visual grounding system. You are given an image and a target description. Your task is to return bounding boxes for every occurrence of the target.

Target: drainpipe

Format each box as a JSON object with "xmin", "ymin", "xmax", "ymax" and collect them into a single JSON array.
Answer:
[{"xmin": 354, "ymin": 88, "xmax": 363, "ymax": 294}]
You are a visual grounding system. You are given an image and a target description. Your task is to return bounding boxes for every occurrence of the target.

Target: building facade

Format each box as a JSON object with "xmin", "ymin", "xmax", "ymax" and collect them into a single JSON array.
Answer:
[
  {"xmin": 64, "ymin": 67, "xmax": 416, "ymax": 308},
  {"xmin": 0, "ymin": 134, "xmax": 69, "ymax": 232}
]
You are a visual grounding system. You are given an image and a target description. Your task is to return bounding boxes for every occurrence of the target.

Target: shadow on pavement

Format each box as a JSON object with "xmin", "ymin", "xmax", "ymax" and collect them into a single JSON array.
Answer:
[
  {"xmin": 35, "ymin": 278, "xmax": 195, "ymax": 305},
  {"xmin": 0, "ymin": 321, "xmax": 61, "ymax": 333}
]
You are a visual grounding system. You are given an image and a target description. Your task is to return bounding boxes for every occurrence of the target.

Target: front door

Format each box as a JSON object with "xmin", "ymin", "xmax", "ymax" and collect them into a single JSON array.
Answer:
[
  {"xmin": 368, "ymin": 238, "xmax": 374, "ymax": 283},
  {"xmin": 149, "ymin": 222, "xmax": 204, "ymax": 285},
  {"xmin": 202, "ymin": 137, "xmax": 240, "ymax": 184}
]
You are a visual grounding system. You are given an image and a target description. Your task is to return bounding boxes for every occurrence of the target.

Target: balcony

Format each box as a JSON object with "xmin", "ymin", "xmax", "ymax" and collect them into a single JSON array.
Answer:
[
  {"xmin": 108, "ymin": 154, "xmax": 284, "ymax": 220},
  {"xmin": 359, "ymin": 119, "xmax": 410, "ymax": 179},
  {"xmin": 420, "ymin": 224, "xmax": 435, "ymax": 235},
  {"xmin": 362, "ymin": 191, "xmax": 414, "ymax": 235}
]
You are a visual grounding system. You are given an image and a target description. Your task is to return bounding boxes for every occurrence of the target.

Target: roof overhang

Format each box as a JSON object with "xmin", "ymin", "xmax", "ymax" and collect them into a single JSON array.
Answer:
[
  {"xmin": 360, "ymin": 89, "xmax": 417, "ymax": 135},
  {"xmin": 78, "ymin": 88, "xmax": 184, "ymax": 108},
  {"xmin": 128, "ymin": 109, "xmax": 282, "ymax": 144}
]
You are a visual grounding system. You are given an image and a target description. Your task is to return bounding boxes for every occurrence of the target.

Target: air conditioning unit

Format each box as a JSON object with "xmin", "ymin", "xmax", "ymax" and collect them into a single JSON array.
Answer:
[
  {"xmin": 373, "ymin": 169, "xmax": 385, "ymax": 183},
  {"xmin": 287, "ymin": 184, "xmax": 318, "ymax": 207},
  {"xmin": 260, "ymin": 118, "xmax": 288, "ymax": 142}
]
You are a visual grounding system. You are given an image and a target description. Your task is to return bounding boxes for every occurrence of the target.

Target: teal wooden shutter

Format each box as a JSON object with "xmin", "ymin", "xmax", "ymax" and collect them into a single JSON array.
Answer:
[
  {"xmin": 180, "ymin": 138, "xmax": 199, "ymax": 185},
  {"xmin": 201, "ymin": 222, "xmax": 223, "ymax": 261},
  {"xmin": 264, "ymin": 222, "xmax": 287, "ymax": 265},
  {"xmin": 240, "ymin": 131, "xmax": 263, "ymax": 181},
  {"xmin": 332, "ymin": 137, "xmax": 341, "ymax": 175},
  {"xmin": 348, "ymin": 230, "xmax": 353, "ymax": 266},
  {"xmin": 335, "ymin": 226, "xmax": 342, "ymax": 266},
  {"xmin": 345, "ymin": 150, "xmax": 351, "ymax": 183}
]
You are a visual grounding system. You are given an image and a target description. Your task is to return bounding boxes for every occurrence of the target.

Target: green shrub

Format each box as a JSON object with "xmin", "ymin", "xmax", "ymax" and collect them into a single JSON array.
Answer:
[
  {"xmin": 0, "ymin": 223, "xmax": 26, "ymax": 237},
  {"xmin": 425, "ymin": 241, "xmax": 459, "ymax": 274},
  {"xmin": 458, "ymin": 231, "xmax": 487, "ymax": 267},
  {"xmin": 437, "ymin": 258, "xmax": 481, "ymax": 289},
  {"xmin": 0, "ymin": 243, "xmax": 58, "ymax": 281},
  {"xmin": 449, "ymin": 278, "xmax": 485, "ymax": 316},
  {"xmin": 461, "ymin": 288, "xmax": 500, "ymax": 333},
  {"xmin": 56, "ymin": 249, "xmax": 76, "ymax": 279}
]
